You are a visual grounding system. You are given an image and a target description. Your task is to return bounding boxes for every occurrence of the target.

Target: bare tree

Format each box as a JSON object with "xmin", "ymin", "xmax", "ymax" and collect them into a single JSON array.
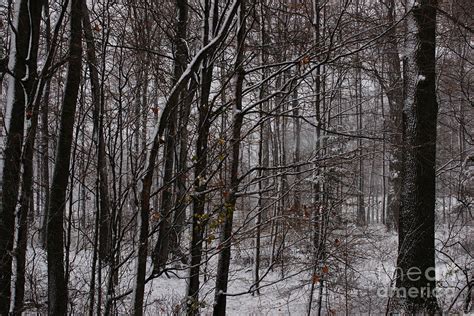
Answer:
[
  {"xmin": 0, "ymin": 0, "xmax": 41, "ymax": 312},
  {"xmin": 46, "ymin": 0, "xmax": 82, "ymax": 313},
  {"xmin": 392, "ymin": 0, "xmax": 440, "ymax": 313},
  {"xmin": 213, "ymin": 0, "xmax": 246, "ymax": 313}
]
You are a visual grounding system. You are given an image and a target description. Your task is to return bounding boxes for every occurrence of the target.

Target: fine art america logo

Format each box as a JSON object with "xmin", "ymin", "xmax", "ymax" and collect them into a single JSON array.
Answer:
[{"xmin": 376, "ymin": 267, "xmax": 455, "ymax": 298}]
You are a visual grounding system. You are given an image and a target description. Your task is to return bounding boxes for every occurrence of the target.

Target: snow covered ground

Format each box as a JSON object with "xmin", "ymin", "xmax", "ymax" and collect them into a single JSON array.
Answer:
[{"xmin": 21, "ymin": 217, "xmax": 472, "ymax": 315}]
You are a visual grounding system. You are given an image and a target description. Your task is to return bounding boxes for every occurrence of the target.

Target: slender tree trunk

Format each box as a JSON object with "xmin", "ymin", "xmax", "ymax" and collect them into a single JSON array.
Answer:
[
  {"xmin": 384, "ymin": 0, "xmax": 403, "ymax": 231},
  {"xmin": 130, "ymin": 2, "xmax": 240, "ymax": 313},
  {"xmin": 308, "ymin": 0, "xmax": 322, "ymax": 312},
  {"xmin": 0, "ymin": 0, "xmax": 34, "ymax": 311},
  {"xmin": 187, "ymin": 1, "xmax": 219, "ymax": 313},
  {"xmin": 293, "ymin": 84, "xmax": 301, "ymax": 210},
  {"xmin": 213, "ymin": 1, "xmax": 246, "ymax": 314},
  {"xmin": 152, "ymin": 0, "xmax": 188, "ymax": 274},
  {"xmin": 82, "ymin": 0, "xmax": 112, "ymax": 263},
  {"xmin": 254, "ymin": 1, "xmax": 269, "ymax": 292},
  {"xmin": 355, "ymin": 0, "xmax": 365, "ymax": 227},
  {"xmin": 11, "ymin": 0, "xmax": 43, "ymax": 312},
  {"xmin": 186, "ymin": 105, "xmax": 211, "ymax": 314},
  {"xmin": 46, "ymin": 0, "xmax": 82, "ymax": 314},
  {"xmin": 392, "ymin": 0, "xmax": 440, "ymax": 313},
  {"xmin": 40, "ymin": 2, "xmax": 52, "ymax": 248},
  {"xmin": 170, "ymin": 79, "xmax": 196, "ymax": 260}
]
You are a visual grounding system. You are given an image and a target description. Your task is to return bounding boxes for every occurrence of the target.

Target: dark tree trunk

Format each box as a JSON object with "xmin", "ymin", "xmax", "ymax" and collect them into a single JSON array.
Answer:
[
  {"xmin": 131, "ymin": 2, "xmax": 240, "ymax": 313},
  {"xmin": 213, "ymin": 1, "xmax": 246, "ymax": 314},
  {"xmin": 0, "ymin": 0, "xmax": 40, "ymax": 312},
  {"xmin": 392, "ymin": 0, "xmax": 440, "ymax": 313},
  {"xmin": 186, "ymin": 105, "xmax": 211, "ymax": 314},
  {"xmin": 152, "ymin": 0, "xmax": 189, "ymax": 274},
  {"xmin": 82, "ymin": 0, "xmax": 112, "ymax": 263},
  {"xmin": 186, "ymin": 1, "xmax": 219, "ymax": 313},
  {"xmin": 12, "ymin": 0, "xmax": 43, "ymax": 313},
  {"xmin": 39, "ymin": 0, "xmax": 53, "ymax": 249},
  {"xmin": 46, "ymin": 0, "xmax": 82, "ymax": 314}
]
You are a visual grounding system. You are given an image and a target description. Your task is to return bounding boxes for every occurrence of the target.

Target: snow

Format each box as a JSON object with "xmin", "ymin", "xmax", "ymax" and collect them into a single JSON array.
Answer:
[{"xmin": 14, "ymin": 214, "xmax": 472, "ymax": 315}]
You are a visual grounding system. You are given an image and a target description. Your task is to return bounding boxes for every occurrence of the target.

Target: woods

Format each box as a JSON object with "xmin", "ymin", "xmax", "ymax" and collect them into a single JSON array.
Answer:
[{"xmin": 0, "ymin": 0, "xmax": 472, "ymax": 314}]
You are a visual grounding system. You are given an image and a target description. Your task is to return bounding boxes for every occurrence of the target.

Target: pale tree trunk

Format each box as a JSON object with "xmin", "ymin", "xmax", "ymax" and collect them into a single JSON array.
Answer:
[
  {"xmin": 355, "ymin": 0, "xmax": 365, "ymax": 227},
  {"xmin": 391, "ymin": 0, "xmax": 440, "ymax": 313},
  {"xmin": 308, "ymin": 0, "xmax": 322, "ymax": 312},
  {"xmin": 269, "ymin": 77, "xmax": 281, "ymax": 267},
  {"xmin": 213, "ymin": 1, "xmax": 246, "ymax": 314},
  {"xmin": 292, "ymin": 83, "xmax": 301, "ymax": 210},
  {"xmin": 46, "ymin": 0, "xmax": 82, "ymax": 314},
  {"xmin": 254, "ymin": 0, "xmax": 269, "ymax": 294},
  {"xmin": 383, "ymin": 0, "xmax": 403, "ymax": 231},
  {"xmin": 169, "ymin": 78, "xmax": 196, "ymax": 261}
]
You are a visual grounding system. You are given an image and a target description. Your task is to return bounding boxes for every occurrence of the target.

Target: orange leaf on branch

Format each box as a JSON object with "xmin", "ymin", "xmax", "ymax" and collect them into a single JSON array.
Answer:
[
  {"xmin": 300, "ymin": 55, "xmax": 310, "ymax": 65},
  {"xmin": 312, "ymin": 274, "xmax": 320, "ymax": 284},
  {"xmin": 322, "ymin": 265, "xmax": 329, "ymax": 274}
]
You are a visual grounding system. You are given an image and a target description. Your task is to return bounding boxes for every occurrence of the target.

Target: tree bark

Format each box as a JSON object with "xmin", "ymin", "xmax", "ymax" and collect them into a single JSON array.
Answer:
[
  {"xmin": 46, "ymin": 0, "xmax": 82, "ymax": 314},
  {"xmin": 152, "ymin": 0, "xmax": 189, "ymax": 274},
  {"xmin": 384, "ymin": 0, "xmax": 403, "ymax": 231},
  {"xmin": 254, "ymin": 0, "xmax": 270, "ymax": 293},
  {"xmin": 186, "ymin": 1, "xmax": 221, "ymax": 313},
  {"xmin": 392, "ymin": 0, "xmax": 440, "ymax": 313},
  {"xmin": 12, "ymin": 0, "xmax": 43, "ymax": 312},
  {"xmin": 213, "ymin": 1, "xmax": 246, "ymax": 314},
  {"xmin": 0, "ymin": 0, "xmax": 40, "ymax": 312},
  {"xmin": 130, "ymin": 2, "xmax": 240, "ymax": 313},
  {"xmin": 82, "ymin": 0, "xmax": 112, "ymax": 263}
]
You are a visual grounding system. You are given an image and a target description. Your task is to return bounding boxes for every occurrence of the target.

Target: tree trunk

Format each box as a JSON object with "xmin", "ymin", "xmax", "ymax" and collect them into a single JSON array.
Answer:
[
  {"xmin": 392, "ymin": 0, "xmax": 440, "ymax": 313},
  {"xmin": 82, "ymin": 0, "xmax": 112, "ymax": 263},
  {"xmin": 213, "ymin": 1, "xmax": 246, "ymax": 314},
  {"xmin": 0, "ymin": 0, "xmax": 34, "ymax": 311},
  {"xmin": 130, "ymin": 2, "xmax": 240, "ymax": 313},
  {"xmin": 40, "ymin": 2, "xmax": 52, "ymax": 249},
  {"xmin": 11, "ymin": 0, "xmax": 43, "ymax": 312},
  {"xmin": 169, "ymin": 79, "xmax": 196, "ymax": 260},
  {"xmin": 152, "ymin": 0, "xmax": 189, "ymax": 274},
  {"xmin": 384, "ymin": 0, "xmax": 403, "ymax": 231},
  {"xmin": 46, "ymin": 0, "xmax": 82, "ymax": 314},
  {"xmin": 186, "ymin": 1, "xmax": 220, "ymax": 313},
  {"xmin": 308, "ymin": 0, "xmax": 323, "ymax": 311},
  {"xmin": 254, "ymin": 0, "xmax": 269, "ymax": 293}
]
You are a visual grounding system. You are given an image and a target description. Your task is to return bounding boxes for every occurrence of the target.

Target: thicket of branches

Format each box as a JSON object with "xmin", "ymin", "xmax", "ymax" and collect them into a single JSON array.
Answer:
[{"xmin": 0, "ymin": 0, "xmax": 472, "ymax": 314}]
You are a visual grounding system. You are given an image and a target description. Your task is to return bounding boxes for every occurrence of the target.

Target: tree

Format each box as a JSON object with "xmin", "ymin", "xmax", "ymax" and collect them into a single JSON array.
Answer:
[
  {"xmin": 382, "ymin": 0, "xmax": 403, "ymax": 231},
  {"xmin": 392, "ymin": 0, "xmax": 440, "ymax": 313},
  {"xmin": 0, "ymin": 0, "xmax": 41, "ymax": 312},
  {"xmin": 131, "ymin": 2, "xmax": 241, "ymax": 314},
  {"xmin": 213, "ymin": 0, "xmax": 246, "ymax": 314},
  {"xmin": 152, "ymin": 0, "xmax": 189, "ymax": 275},
  {"xmin": 46, "ymin": 0, "xmax": 82, "ymax": 313},
  {"xmin": 12, "ymin": 0, "xmax": 43, "ymax": 312}
]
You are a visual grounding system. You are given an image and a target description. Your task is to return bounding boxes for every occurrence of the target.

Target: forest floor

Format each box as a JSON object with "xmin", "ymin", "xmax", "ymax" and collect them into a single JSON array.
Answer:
[{"xmin": 23, "ymin": 218, "xmax": 472, "ymax": 315}]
